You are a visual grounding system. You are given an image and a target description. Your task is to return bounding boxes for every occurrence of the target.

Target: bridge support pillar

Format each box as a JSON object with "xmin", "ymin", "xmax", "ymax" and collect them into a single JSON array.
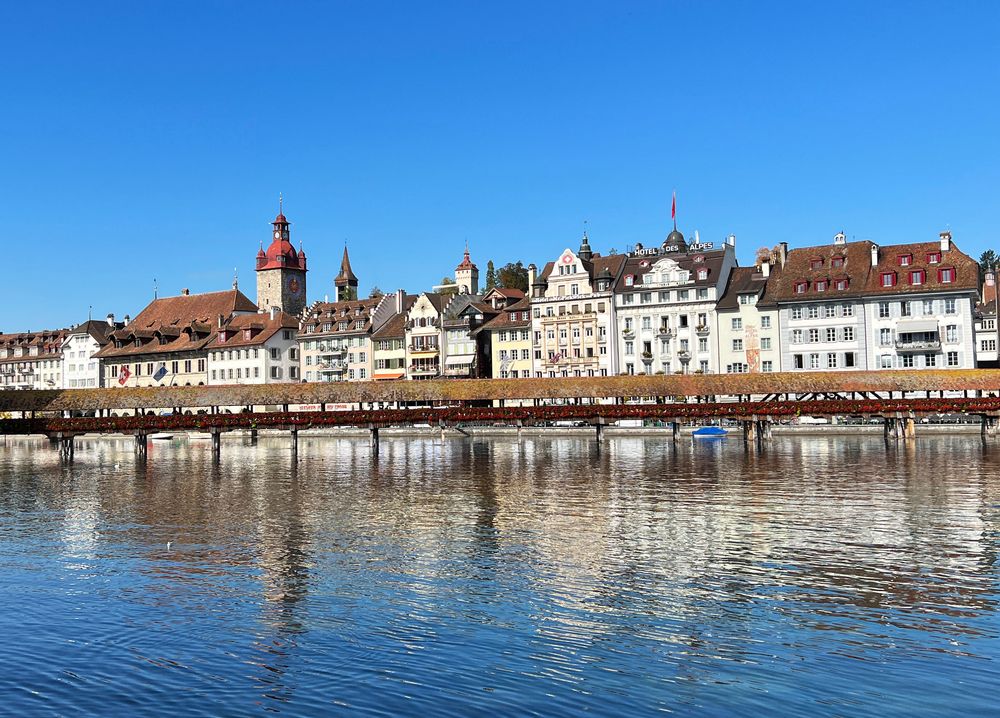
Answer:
[
  {"xmin": 902, "ymin": 417, "xmax": 916, "ymax": 440},
  {"xmin": 211, "ymin": 429, "xmax": 221, "ymax": 461},
  {"xmin": 250, "ymin": 428, "xmax": 258, "ymax": 445},
  {"xmin": 370, "ymin": 426, "xmax": 380, "ymax": 456},
  {"xmin": 290, "ymin": 428, "xmax": 299, "ymax": 456},
  {"xmin": 982, "ymin": 415, "xmax": 999, "ymax": 438},
  {"xmin": 595, "ymin": 421, "xmax": 604, "ymax": 445},
  {"xmin": 135, "ymin": 433, "xmax": 148, "ymax": 459},
  {"xmin": 742, "ymin": 420, "xmax": 757, "ymax": 445},
  {"xmin": 516, "ymin": 419, "xmax": 523, "ymax": 442},
  {"xmin": 671, "ymin": 420, "xmax": 679, "ymax": 442}
]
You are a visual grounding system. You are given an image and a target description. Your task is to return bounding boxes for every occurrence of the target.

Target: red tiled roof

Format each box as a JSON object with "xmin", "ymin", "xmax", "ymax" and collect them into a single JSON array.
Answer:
[{"xmin": 210, "ymin": 311, "xmax": 299, "ymax": 349}]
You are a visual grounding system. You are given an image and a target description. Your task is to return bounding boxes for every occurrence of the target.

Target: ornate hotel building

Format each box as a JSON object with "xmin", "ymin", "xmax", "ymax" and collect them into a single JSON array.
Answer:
[{"xmin": 0, "ymin": 329, "xmax": 69, "ymax": 390}]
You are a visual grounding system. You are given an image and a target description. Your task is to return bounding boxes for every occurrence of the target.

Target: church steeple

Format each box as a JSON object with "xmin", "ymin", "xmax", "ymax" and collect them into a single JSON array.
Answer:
[{"xmin": 335, "ymin": 245, "xmax": 359, "ymax": 301}]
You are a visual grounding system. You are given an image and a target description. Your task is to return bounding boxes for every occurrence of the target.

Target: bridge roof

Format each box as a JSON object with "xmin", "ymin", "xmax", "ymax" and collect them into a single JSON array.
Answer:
[{"xmin": 3, "ymin": 370, "xmax": 1000, "ymax": 413}]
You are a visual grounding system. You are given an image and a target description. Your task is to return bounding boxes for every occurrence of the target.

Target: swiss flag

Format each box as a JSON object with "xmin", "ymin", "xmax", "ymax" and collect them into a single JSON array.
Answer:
[{"xmin": 118, "ymin": 365, "xmax": 131, "ymax": 386}]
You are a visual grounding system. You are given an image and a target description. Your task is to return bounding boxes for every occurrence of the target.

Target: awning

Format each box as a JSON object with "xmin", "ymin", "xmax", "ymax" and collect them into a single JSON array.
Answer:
[
  {"xmin": 373, "ymin": 371, "xmax": 405, "ymax": 380},
  {"xmin": 445, "ymin": 355, "xmax": 474, "ymax": 366},
  {"xmin": 896, "ymin": 320, "xmax": 939, "ymax": 334}
]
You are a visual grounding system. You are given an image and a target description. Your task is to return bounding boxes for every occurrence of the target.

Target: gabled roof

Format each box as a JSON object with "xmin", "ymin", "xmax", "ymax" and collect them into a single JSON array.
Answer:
[
  {"xmin": 210, "ymin": 311, "xmax": 299, "ymax": 349},
  {"xmin": 66, "ymin": 320, "xmax": 123, "ymax": 345},
  {"xmin": 372, "ymin": 295, "xmax": 418, "ymax": 339},
  {"xmin": 475, "ymin": 297, "xmax": 532, "ymax": 334},
  {"xmin": 94, "ymin": 289, "xmax": 258, "ymax": 359},
  {"xmin": 300, "ymin": 297, "xmax": 381, "ymax": 337},
  {"xmin": 615, "ymin": 248, "xmax": 727, "ymax": 293},
  {"xmin": 716, "ymin": 266, "xmax": 769, "ymax": 311},
  {"xmin": 536, "ymin": 252, "xmax": 626, "ymax": 288}
]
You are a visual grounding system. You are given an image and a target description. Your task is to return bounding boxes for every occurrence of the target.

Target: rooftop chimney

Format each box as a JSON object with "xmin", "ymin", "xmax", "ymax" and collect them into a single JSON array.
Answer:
[
  {"xmin": 106, "ymin": 313, "xmax": 115, "ymax": 327},
  {"xmin": 940, "ymin": 230, "xmax": 952, "ymax": 252},
  {"xmin": 871, "ymin": 243, "xmax": 880, "ymax": 267},
  {"xmin": 778, "ymin": 242, "xmax": 788, "ymax": 267},
  {"xmin": 834, "ymin": 231, "xmax": 846, "ymax": 246},
  {"xmin": 761, "ymin": 261, "xmax": 770, "ymax": 278},
  {"xmin": 123, "ymin": 315, "xmax": 130, "ymax": 326},
  {"xmin": 726, "ymin": 234, "xmax": 736, "ymax": 247},
  {"xmin": 181, "ymin": 288, "xmax": 190, "ymax": 296},
  {"xmin": 218, "ymin": 314, "xmax": 225, "ymax": 328},
  {"xmin": 528, "ymin": 263, "xmax": 537, "ymax": 287},
  {"xmin": 270, "ymin": 306, "xmax": 278, "ymax": 320},
  {"xmin": 396, "ymin": 288, "xmax": 405, "ymax": 313}
]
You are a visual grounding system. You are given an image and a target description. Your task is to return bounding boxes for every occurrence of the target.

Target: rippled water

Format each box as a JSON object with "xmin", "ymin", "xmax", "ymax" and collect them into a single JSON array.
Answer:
[{"xmin": 0, "ymin": 433, "xmax": 998, "ymax": 716}]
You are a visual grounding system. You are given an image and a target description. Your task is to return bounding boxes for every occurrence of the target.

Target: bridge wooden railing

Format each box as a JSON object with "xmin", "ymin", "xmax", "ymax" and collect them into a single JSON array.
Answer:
[
  {"xmin": 2, "ymin": 370, "xmax": 1000, "ymax": 414},
  {"xmin": 4, "ymin": 397, "xmax": 1000, "ymax": 437}
]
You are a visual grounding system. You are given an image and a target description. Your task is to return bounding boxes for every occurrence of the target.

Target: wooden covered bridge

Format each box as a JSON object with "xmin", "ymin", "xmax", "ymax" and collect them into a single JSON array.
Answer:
[{"xmin": 3, "ymin": 369, "xmax": 1000, "ymax": 459}]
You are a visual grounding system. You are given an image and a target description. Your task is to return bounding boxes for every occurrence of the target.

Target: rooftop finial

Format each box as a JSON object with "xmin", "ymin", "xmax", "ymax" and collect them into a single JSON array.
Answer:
[
  {"xmin": 233, "ymin": 267, "xmax": 239, "ymax": 290},
  {"xmin": 279, "ymin": 192, "xmax": 283, "ymax": 215}
]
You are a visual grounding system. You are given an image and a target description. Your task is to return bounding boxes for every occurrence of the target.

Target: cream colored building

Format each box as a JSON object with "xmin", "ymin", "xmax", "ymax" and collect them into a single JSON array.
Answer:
[
  {"xmin": 404, "ymin": 293, "xmax": 447, "ymax": 379},
  {"xmin": 207, "ymin": 309, "xmax": 300, "ymax": 385},
  {"xmin": 476, "ymin": 288, "xmax": 531, "ymax": 378},
  {"xmin": 371, "ymin": 291, "xmax": 415, "ymax": 381},
  {"xmin": 299, "ymin": 297, "xmax": 380, "ymax": 382},
  {"xmin": 530, "ymin": 234, "xmax": 626, "ymax": 378},
  {"xmin": 0, "ymin": 328, "xmax": 68, "ymax": 390},
  {"xmin": 716, "ymin": 265, "xmax": 779, "ymax": 374}
]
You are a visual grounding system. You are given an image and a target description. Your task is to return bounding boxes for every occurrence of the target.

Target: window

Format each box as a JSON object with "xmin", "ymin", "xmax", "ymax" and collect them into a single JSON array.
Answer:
[
  {"xmin": 947, "ymin": 351, "xmax": 959, "ymax": 367},
  {"xmin": 732, "ymin": 339, "xmax": 743, "ymax": 351},
  {"xmin": 898, "ymin": 254, "xmax": 912, "ymax": 267},
  {"xmin": 808, "ymin": 328, "xmax": 819, "ymax": 343},
  {"xmin": 762, "ymin": 360, "xmax": 773, "ymax": 372},
  {"xmin": 901, "ymin": 301, "xmax": 911, "ymax": 317},
  {"xmin": 945, "ymin": 298, "xmax": 957, "ymax": 314},
  {"xmin": 927, "ymin": 252, "xmax": 941, "ymax": 264},
  {"xmin": 901, "ymin": 354, "xmax": 914, "ymax": 368},
  {"xmin": 808, "ymin": 306, "xmax": 819, "ymax": 319},
  {"xmin": 732, "ymin": 318, "xmax": 743, "ymax": 330},
  {"xmin": 880, "ymin": 328, "xmax": 892, "ymax": 346},
  {"xmin": 624, "ymin": 275, "xmax": 634, "ymax": 286},
  {"xmin": 794, "ymin": 354, "xmax": 804, "ymax": 369},
  {"xmin": 810, "ymin": 258, "xmax": 823, "ymax": 270},
  {"xmin": 697, "ymin": 288, "xmax": 709, "ymax": 300},
  {"xmin": 878, "ymin": 302, "xmax": 890, "ymax": 318},
  {"xmin": 844, "ymin": 352, "xmax": 856, "ymax": 368},
  {"xmin": 641, "ymin": 317, "xmax": 651, "ymax": 330},
  {"xmin": 761, "ymin": 337, "xmax": 772, "ymax": 350},
  {"xmin": 826, "ymin": 327, "xmax": 837, "ymax": 342},
  {"xmin": 939, "ymin": 267, "xmax": 956, "ymax": 283},
  {"xmin": 946, "ymin": 325, "xmax": 958, "ymax": 343},
  {"xmin": 625, "ymin": 341, "xmax": 634, "ymax": 355},
  {"xmin": 831, "ymin": 256, "xmax": 845, "ymax": 269},
  {"xmin": 791, "ymin": 308, "xmax": 802, "ymax": 320},
  {"xmin": 795, "ymin": 281, "xmax": 808, "ymax": 294},
  {"xmin": 880, "ymin": 354, "xmax": 893, "ymax": 369},
  {"xmin": 792, "ymin": 329, "xmax": 803, "ymax": 344},
  {"xmin": 925, "ymin": 353, "xmax": 937, "ymax": 367},
  {"xmin": 881, "ymin": 272, "xmax": 896, "ymax": 287},
  {"xmin": 809, "ymin": 353, "xmax": 820, "ymax": 369},
  {"xmin": 923, "ymin": 299, "xmax": 934, "ymax": 315},
  {"xmin": 697, "ymin": 268, "xmax": 708, "ymax": 281},
  {"xmin": 843, "ymin": 326, "xmax": 854, "ymax": 341},
  {"xmin": 910, "ymin": 270, "xmax": 925, "ymax": 285},
  {"xmin": 640, "ymin": 292, "xmax": 651, "ymax": 304},
  {"xmin": 761, "ymin": 316, "xmax": 771, "ymax": 329},
  {"xmin": 835, "ymin": 278, "xmax": 848, "ymax": 291},
  {"xmin": 822, "ymin": 304, "xmax": 833, "ymax": 318},
  {"xmin": 698, "ymin": 338, "xmax": 708, "ymax": 352},
  {"xmin": 827, "ymin": 353, "xmax": 837, "ymax": 368},
  {"xmin": 815, "ymin": 279, "xmax": 827, "ymax": 292}
]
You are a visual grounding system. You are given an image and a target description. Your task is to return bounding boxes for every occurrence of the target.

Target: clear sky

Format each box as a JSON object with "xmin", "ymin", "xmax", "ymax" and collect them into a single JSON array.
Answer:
[{"xmin": 3, "ymin": 1, "xmax": 998, "ymax": 331}]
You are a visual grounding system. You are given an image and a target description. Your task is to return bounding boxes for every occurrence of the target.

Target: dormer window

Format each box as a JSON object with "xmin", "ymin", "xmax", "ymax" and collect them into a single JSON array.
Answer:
[
  {"xmin": 910, "ymin": 269, "xmax": 925, "ymax": 286},
  {"xmin": 898, "ymin": 254, "xmax": 912, "ymax": 267},
  {"xmin": 693, "ymin": 255, "xmax": 705, "ymax": 263},
  {"xmin": 794, "ymin": 281, "xmax": 808, "ymax": 294},
  {"xmin": 810, "ymin": 258, "xmax": 823, "ymax": 270},
  {"xmin": 697, "ymin": 268, "xmax": 708, "ymax": 281},
  {"xmin": 927, "ymin": 252, "xmax": 941, "ymax": 264},
  {"xmin": 835, "ymin": 278, "xmax": 849, "ymax": 291},
  {"xmin": 639, "ymin": 260, "xmax": 650, "ymax": 268},
  {"xmin": 624, "ymin": 275, "xmax": 634, "ymax": 286},
  {"xmin": 881, "ymin": 271, "xmax": 897, "ymax": 287},
  {"xmin": 815, "ymin": 279, "xmax": 828, "ymax": 292},
  {"xmin": 243, "ymin": 329, "xmax": 252, "ymax": 340},
  {"xmin": 939, "ymin": 267, "xmax": 956, "ymax": 283},
  {"xmin": 831, "ymin": 256, "xmax": 845, "ymax": 269}
]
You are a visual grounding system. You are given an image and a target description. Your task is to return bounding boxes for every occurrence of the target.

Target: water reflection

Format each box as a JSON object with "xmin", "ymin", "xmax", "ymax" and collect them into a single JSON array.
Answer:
[{"xmin": 0, "ymin": 434, "xmax": 997, "ymax": 717}]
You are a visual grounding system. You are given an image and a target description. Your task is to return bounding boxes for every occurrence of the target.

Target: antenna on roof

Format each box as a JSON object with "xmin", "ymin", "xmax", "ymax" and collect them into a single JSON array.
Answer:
[
  {"xmin": 279, "ymin": 192, "xmax": 283, "ymax": 215},
  {"xmin": 88, "ymin": 305, "xmax": 92, "ymax": 322},
  {"xmin": 233, "ymin": 267, "xmax": 239, "ymax": 290},
  {"xmin": 583, "ymin": 219, "xmax": 589, "ymax": 238},
  {"xmin": 153, "ymin": 278, "xmax": 158, "ymax": 300}
]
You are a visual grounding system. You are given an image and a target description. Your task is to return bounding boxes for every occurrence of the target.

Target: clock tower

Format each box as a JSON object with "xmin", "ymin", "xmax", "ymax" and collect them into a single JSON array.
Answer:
[{"xmin": 256, "ymin": 207, "xmax": 308, "ymax": 316}]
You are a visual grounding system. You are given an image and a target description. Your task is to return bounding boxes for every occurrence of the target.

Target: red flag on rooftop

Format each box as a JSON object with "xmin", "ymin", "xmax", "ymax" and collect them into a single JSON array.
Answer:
[{"xmin": 671, "ymin": 192, "xmax": 676, "ymax": 224}]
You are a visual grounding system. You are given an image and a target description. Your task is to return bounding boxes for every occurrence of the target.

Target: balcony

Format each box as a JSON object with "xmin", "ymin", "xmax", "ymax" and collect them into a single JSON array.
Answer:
[
  {"xmin": 641, "ymin": 352, "xmax": 654, "ymax": 364},
  {"xmin": 622, "ymin": 327, "xmax": 635, "ymax": 338},
  {"xmin": 316, "ymin": 346, "xmax": 346, "ymax": 358},
  {"xmin": 895, "ymin": 338, "xmax": 941, "ymax": 352},
  {"xmin": 409, "ymin": 364, "xmax": 439, "ymax": 376},
  {"xmin": 657, "ymin": 326, "xmax": 674, "ymax": 339},
  {"xmin": 316, "ymin": 360, "xmax": 347, "ymax": 373},
  {"xmin": 408, "ymin": 344, "xmax": 440, "ymax": 354},
  {"xmin": 695, "ymin": 325, "xmax": 710, "ymax": 336}
]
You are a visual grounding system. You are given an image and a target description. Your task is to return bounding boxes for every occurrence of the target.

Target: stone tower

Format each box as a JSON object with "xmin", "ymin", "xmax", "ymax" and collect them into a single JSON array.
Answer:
[
  {"xmin": 334, "ymin": 246, "xmax": 359, "ymax": 301},
  {"xmin": 256, "ymin": 208, "xmax": 308, "ymax": 315},
  {"xmin": 455, "ymin": 245, "xmax": 479, "ymax": 295}
]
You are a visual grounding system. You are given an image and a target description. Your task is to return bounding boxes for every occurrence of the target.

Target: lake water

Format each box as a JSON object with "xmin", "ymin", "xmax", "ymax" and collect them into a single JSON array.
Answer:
[{"xmin": 0, "ymin": 434, "xmax": 998, "ymax": 717}]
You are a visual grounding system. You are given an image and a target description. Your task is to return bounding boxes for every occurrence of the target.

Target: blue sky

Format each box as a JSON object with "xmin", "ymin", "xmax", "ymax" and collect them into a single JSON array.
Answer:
[{"xmin": 3, "ymin": 1, "xmax": 998, "ymax": 331}]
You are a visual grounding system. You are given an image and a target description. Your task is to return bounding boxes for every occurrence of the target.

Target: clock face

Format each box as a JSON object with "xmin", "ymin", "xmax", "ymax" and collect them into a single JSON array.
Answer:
[
  {"xmin": 274, "ymin": 230, "xmax": 281, "ymax": 239},
  {"xmin": 288, "ymin": 278, "xmax": 301, "ymax": 295}
]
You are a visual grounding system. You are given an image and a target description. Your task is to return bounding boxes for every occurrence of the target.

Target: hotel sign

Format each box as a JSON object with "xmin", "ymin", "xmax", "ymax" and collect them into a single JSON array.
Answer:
[{"xmin": 630, "ymin": 241, "xmax": 714, "ymax": 257}]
